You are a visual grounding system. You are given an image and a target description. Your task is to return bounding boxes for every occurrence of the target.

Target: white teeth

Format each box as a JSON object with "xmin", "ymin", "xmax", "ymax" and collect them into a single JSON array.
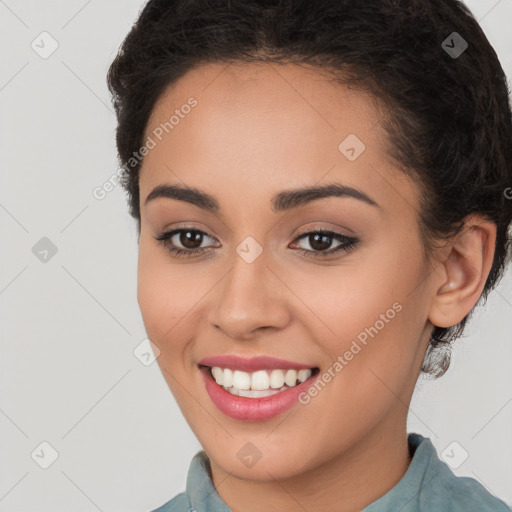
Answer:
[
  {"xmin": 270, "ymin": 369, "xmax": 285, "ymax": 388},
  {"xmin": 223, "ymin": 368, "xmax": 233, "ymax": 387},
  {"xmin": 211, "ymin": 366, "xmax": 224, "ymax": 385},
  {"xmin": 298, "ymin": 369, "xmax": 311, "ymax": 383},
  {"xmin": 232, "ymin": 370, "xmax": 251, "ymax": 390},
  {"xmin": 237, "ymin": 388, "xmax": 285, "ymax": 398},
  {"xmin": 251, "ymin": 370, "xmax": 270, "ymax": 390},
  {"xmin": 285, "ymin": 369, "xmax": 298, "ymax": 387},
  {"xmin": 209, "ymin": 366, "xmax": 314, "ymax": 396}
]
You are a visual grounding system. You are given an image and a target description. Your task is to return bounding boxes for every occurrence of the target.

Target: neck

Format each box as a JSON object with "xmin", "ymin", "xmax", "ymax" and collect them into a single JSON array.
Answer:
[{"xmin": 210, "ymin": 413, "xmax": 413, "ymax": 512}]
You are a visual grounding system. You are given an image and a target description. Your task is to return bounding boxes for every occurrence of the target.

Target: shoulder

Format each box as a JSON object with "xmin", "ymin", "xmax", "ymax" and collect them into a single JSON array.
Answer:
[
  {"xmin": 364, "ymin": 433, "xmax": 510, "ymax": 512},
  {"xmin": 424, "ymin": 473, "xmax": 510, "ymax": 511},
  {"xmin": 150, "ymin": 492, "xmax": 191, "ymax": 512},
  {"xmin": 418, "ymin": 438, "xmax": 510, "ymax": 511}
]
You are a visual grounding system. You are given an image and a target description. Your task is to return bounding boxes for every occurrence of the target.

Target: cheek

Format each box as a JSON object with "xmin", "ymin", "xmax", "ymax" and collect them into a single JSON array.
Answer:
[
  {"xmin": 136, "ymin": 241, "xmax": 192, "ymax": 346},
  {"xmin": 285, "ymin": 241, "xmax": 426, "ymax": 369},
  {"xmin": 137, "ymin": 246, "xmax": 199, "ymax": 401},
  {"xmin": 282, "ymin": 259, "xmax": 405, "ymax": 337}
]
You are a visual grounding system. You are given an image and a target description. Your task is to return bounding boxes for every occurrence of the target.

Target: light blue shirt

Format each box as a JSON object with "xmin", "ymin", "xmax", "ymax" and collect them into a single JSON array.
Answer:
[{"xmin": 152, "ymin": 433, "xmax": 511, "ymax": 511}]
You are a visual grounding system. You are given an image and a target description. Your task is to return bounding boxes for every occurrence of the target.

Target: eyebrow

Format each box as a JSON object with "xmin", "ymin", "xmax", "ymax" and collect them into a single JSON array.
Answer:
[{"xmin": 144, "ymin": 182, "xmax": 380, "ymax": 212}]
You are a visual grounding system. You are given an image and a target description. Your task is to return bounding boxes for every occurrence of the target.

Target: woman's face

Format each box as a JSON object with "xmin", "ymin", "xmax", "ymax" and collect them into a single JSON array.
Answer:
[{"xmin": 137, "ymin": 62, "xmax": 437, "ymax": 481}]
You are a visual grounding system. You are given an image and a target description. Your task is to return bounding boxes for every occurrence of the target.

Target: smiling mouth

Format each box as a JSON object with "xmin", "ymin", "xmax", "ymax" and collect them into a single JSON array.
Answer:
[{"xmin": 200, "ymin": 365, "xmax": 320, "ymax": 398}]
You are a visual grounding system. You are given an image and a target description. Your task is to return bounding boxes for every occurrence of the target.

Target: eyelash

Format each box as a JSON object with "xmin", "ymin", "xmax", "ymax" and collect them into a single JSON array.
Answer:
[{"xmin": 154, "ymin": 227, "xmax": 359, "ymax": 259}]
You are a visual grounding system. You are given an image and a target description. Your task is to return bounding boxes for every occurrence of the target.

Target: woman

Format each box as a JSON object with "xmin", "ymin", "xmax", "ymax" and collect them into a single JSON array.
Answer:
[{"xmin": 107, "ymin": 0, "xmax": 512, "ymax": 510}]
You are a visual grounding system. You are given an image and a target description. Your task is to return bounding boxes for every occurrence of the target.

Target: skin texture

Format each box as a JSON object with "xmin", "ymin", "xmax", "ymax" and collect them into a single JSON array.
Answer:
[{"xmin": 136, "ymin": 62, "xmax": 496, "ymax": 512}]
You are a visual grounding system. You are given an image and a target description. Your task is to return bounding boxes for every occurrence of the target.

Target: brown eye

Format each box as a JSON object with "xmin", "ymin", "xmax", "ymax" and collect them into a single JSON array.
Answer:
[
  {"xmin": 307, "ymin": 233, "xmax": 334, "ymax": 251},
  {"xmin": 292, "ymin": 230, "xmax": 359, "ymax": 257},
  {"xmin": 154, "ymin": 228, "xmax": 218, "ymax": 257},
  {"xmin": 154, "ymin": 227, "xmax": 359, "ymax": 259},
  {"xmin": 178, "ymin": 230, "xmax": 204, "ymax": 249}
]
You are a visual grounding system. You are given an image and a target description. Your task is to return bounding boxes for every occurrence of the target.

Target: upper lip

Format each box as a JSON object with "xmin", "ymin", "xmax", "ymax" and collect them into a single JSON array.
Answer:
[{"xmin": 198, "ymin": 355, "xmax": 316, "ymax": 372}]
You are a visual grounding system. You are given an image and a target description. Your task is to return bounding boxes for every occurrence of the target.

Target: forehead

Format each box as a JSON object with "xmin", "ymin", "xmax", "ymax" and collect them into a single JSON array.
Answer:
[
  {"xmin": 139, "ymin": 61, "xmax": 417, "ymax": 215},
  {"xmin": 146, "ymin": 61, "xmax": 382, "ymax": 141}
]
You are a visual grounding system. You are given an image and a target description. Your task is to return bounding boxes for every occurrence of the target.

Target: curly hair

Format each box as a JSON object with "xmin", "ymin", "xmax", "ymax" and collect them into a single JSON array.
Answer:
[{"xmin": 107, "ymin": 0, "xmax": 512, "ymax": 378}]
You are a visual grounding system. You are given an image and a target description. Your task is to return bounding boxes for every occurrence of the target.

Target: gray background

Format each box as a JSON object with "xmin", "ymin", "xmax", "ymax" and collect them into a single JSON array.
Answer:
[{"xmin": 1, "ymin": 1, "xmax": 511, "ymax": 510}]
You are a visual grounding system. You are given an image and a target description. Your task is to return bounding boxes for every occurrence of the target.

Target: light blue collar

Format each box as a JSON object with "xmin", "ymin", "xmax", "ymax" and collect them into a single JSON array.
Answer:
[{"xmin": 164, "ymin": 432, "xmax": 509, "ymax": 512}]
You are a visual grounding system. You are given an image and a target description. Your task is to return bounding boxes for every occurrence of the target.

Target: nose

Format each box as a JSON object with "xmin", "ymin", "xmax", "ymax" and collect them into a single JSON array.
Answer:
[{"xmin": 207, "ymin": 251, "xmax": 291, "ymax": 341}]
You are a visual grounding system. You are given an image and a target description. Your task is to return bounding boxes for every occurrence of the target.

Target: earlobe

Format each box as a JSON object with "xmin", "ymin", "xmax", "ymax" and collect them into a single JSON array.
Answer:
[{"xmin": 428, "ymin": 216, "xmax": 497, "ymax": 329}]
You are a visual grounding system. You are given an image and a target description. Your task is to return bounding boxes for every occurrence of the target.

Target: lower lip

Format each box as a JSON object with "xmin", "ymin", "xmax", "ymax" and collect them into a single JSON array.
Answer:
[{"xmin": 200, "ymin": 366, "xmax": 319, "ymax": 421}]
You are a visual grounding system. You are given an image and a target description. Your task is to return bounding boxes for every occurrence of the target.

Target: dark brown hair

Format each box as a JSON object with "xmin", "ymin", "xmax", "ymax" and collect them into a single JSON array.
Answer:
[{"xmin": 107, "ymin": 0, "xmax": 512, "ymax": 378}]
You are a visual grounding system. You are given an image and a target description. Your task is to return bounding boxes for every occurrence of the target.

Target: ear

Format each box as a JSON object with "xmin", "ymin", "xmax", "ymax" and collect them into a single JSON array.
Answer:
[{"xmin": 428, "ymin": 215, "xmax": 497, "ymax": 329}]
